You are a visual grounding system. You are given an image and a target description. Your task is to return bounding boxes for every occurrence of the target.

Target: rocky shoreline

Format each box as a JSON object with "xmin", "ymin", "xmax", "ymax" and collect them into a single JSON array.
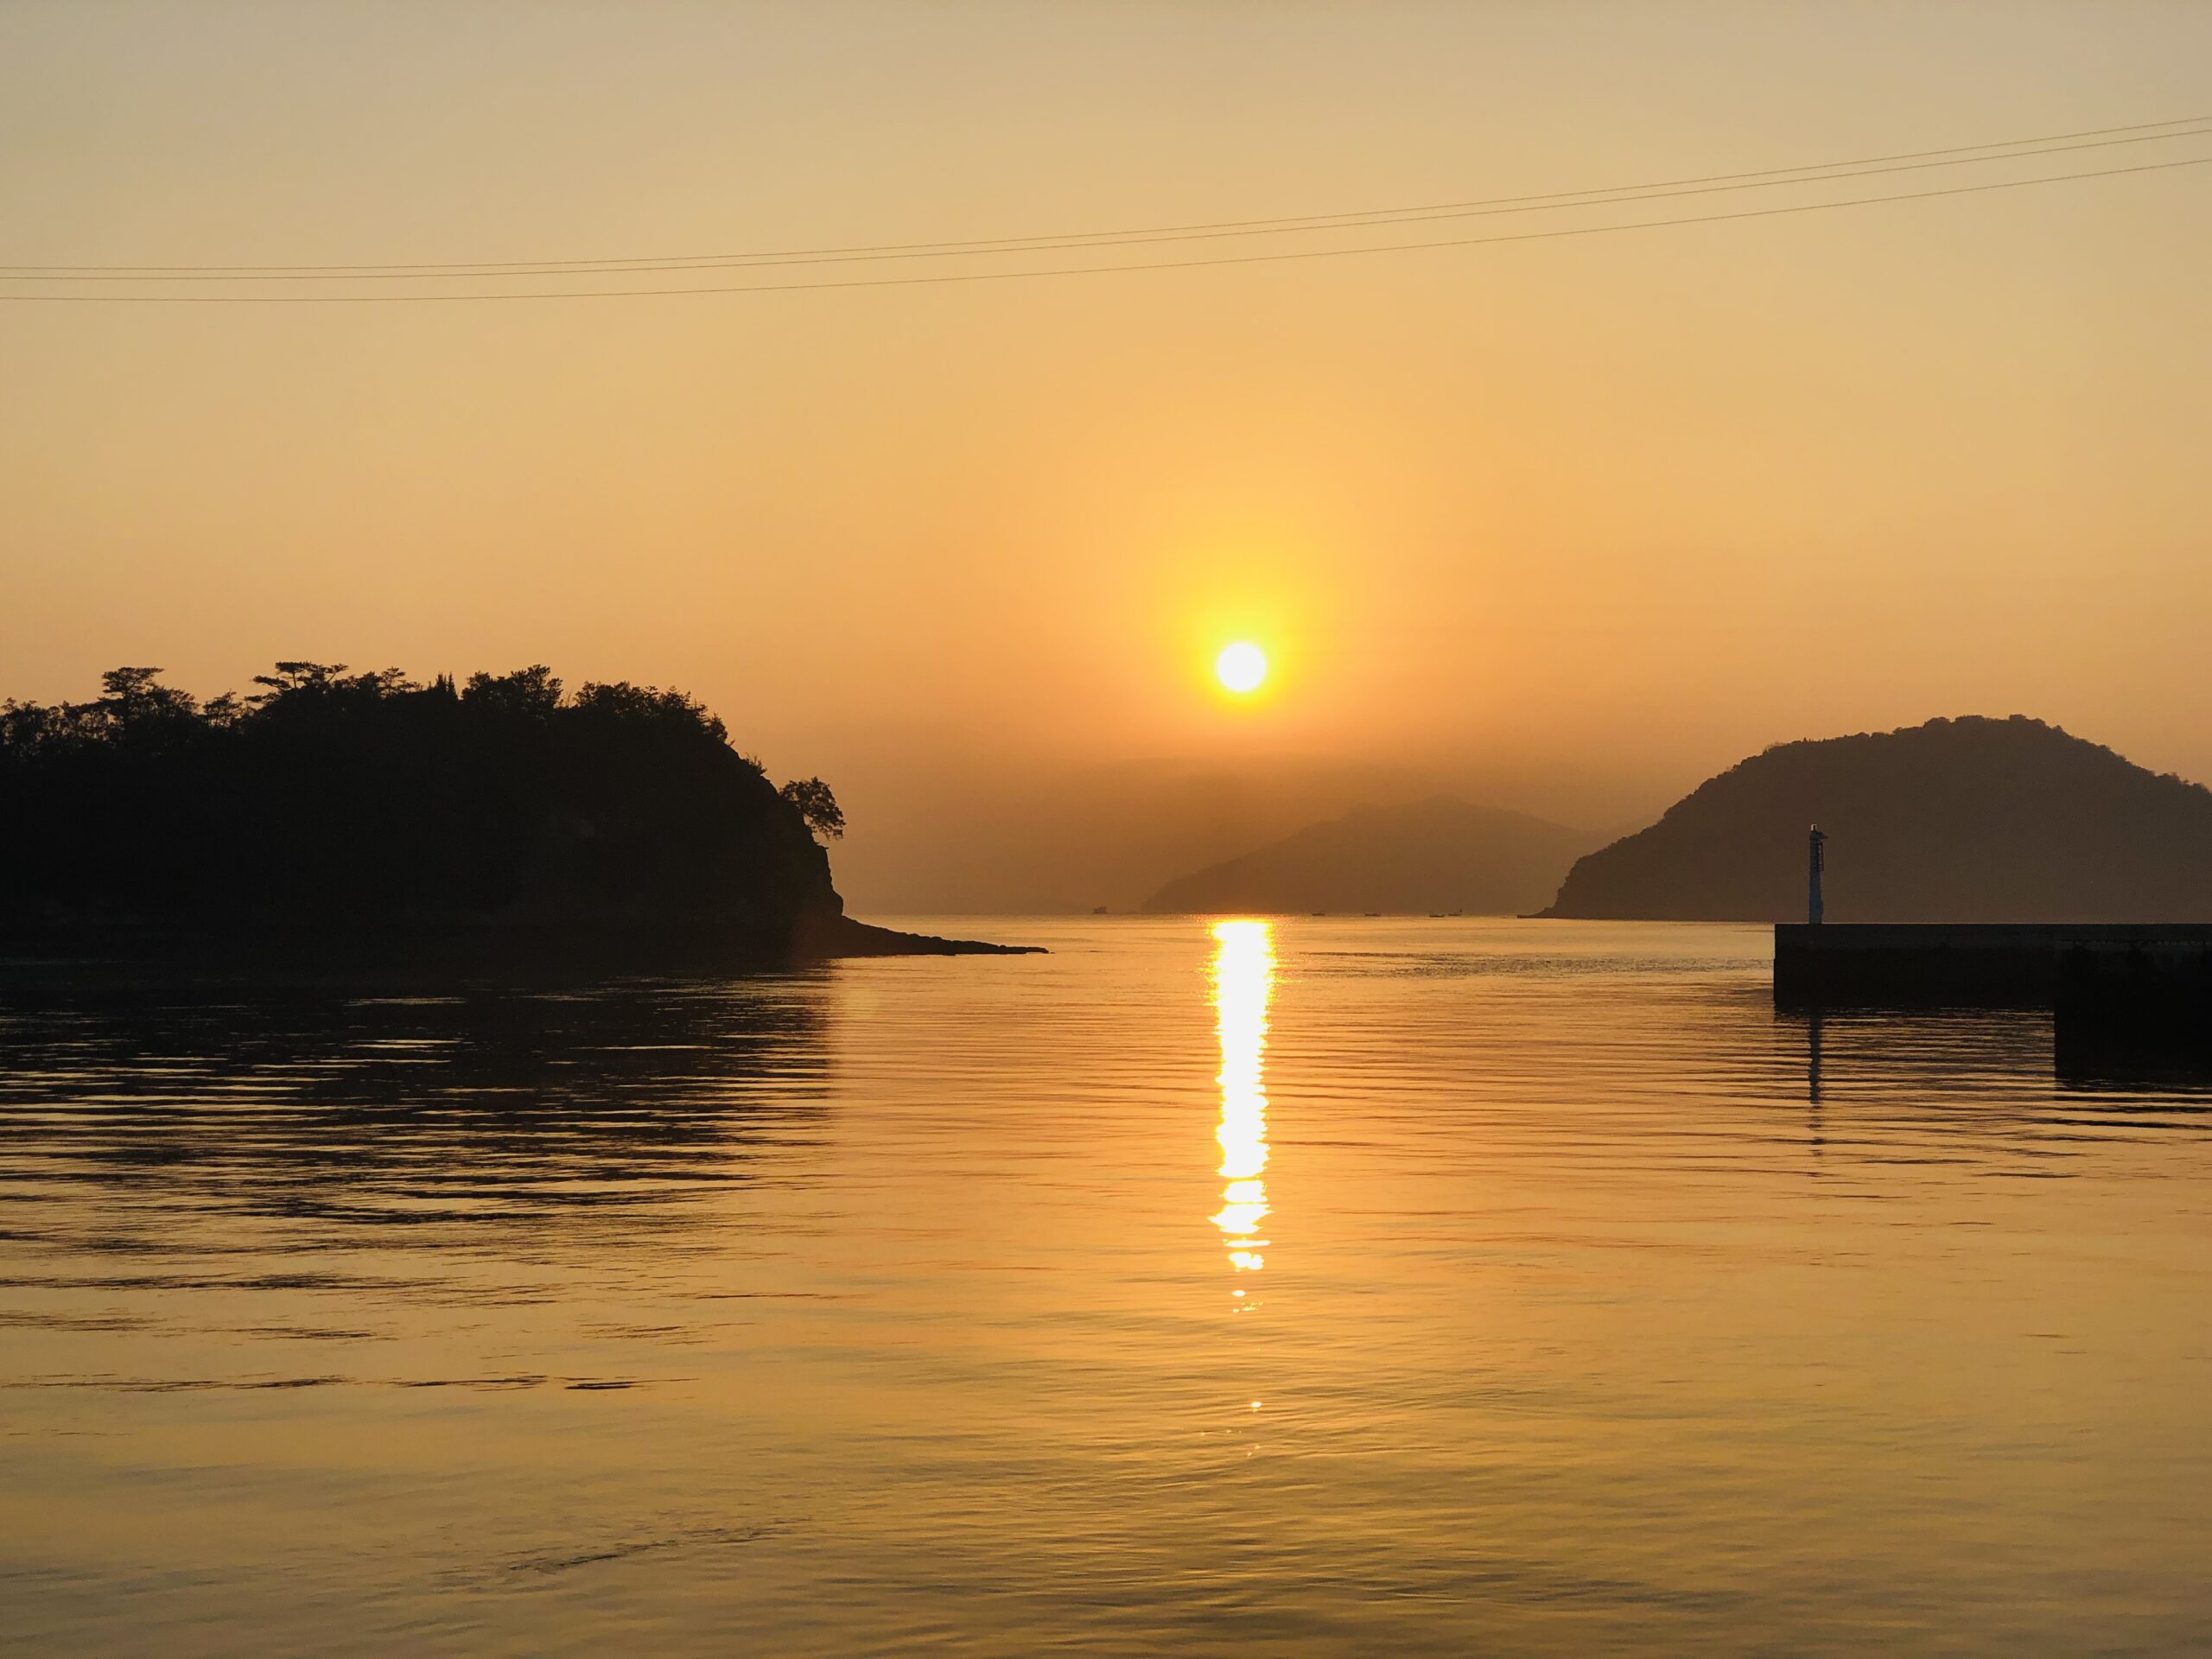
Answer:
[{"xmin": 818, "ymin": 918, "xmax": 1046, "ymax": 957}]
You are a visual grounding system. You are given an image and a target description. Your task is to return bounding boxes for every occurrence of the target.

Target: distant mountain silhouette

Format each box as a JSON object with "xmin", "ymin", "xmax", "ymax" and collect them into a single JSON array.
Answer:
[
  {"xmin": 836, "ymin": 753, "xmax": 1464, "ymax": 914},
  {"xmin": 0, "ymin": 664, "xmax": 1031, "ymax": 961},
  {"xmin": 1538, "ymin": 715, "xmax": 2212, "ymax": 923},
  {"xmin": 1143, "ymin": 795, "xmax": 1601, "ymax": 916}
]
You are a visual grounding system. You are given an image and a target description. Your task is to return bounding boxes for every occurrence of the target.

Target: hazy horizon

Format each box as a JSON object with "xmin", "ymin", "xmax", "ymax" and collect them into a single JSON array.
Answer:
[
  {"xmin": 10, "ymin": 12, "xmax": 2212, "ymax": 1651},
  {"xmin": 6, "ymin": 2, "xmax": 2209, "ymax": 911}
]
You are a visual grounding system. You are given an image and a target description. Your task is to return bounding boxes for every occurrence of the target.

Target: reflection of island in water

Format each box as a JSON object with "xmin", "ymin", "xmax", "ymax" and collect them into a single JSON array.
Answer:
[
  {"xmin": 0, "ymin": 970, "xmax": 834, "ymax": 1254},
  {"xmin": 1210, "ymin": 921, "xmax": 1274, "ymax": 1285}
]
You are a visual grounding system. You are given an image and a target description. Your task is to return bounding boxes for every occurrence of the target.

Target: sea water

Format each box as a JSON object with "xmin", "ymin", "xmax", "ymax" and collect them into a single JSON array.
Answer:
[{"xmin": 2, "ymin": 918, "xmax": 2207, "ymax": 1655}]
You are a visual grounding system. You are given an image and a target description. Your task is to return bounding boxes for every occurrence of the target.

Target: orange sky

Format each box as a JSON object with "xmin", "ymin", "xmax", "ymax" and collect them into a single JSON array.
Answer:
[{"xmin": 3, "ymin": 3, "xmax": 2209, "ymax": 909}]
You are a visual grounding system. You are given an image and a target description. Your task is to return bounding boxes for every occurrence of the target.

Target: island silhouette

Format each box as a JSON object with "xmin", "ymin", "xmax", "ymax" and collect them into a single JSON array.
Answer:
[
  {"xmin": 0, "ymin": 664, "xmax": 1035, "ymax": 963},
  {"xmin": 1143, "ymin": 795, "xmax": 1601, "ymax": 917},
  {"xmin": 1538, "ymin": 715, "xmax": 2212, "ymax": 923}
]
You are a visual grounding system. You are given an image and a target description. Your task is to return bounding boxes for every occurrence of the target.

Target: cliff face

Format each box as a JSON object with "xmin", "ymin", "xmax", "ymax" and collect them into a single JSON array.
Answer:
[
  {"xmin": 0, "ymin": 666, "xmax": 842, "ymax": 954},
  {"xmin": 1539, "ymin": 715, "xmax": 2212, "ymax": 923},
  {"xmin": 1144, "ymin": 795, "xmax": 1599, "ymax": 916}
]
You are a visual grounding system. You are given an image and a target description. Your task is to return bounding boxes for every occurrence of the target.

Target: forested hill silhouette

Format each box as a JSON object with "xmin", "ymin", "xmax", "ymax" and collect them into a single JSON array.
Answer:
[
  {"xmin": 1538, "ymin": 715, "xmax": 2212, "ymax": 923},
  {"xmin": 1144, "ymin": 796, "xmax": 1600, "ymax": 916},
  {"xmin": 0, "ymin": 664, "xmax": 1030, "ymax": 961}
]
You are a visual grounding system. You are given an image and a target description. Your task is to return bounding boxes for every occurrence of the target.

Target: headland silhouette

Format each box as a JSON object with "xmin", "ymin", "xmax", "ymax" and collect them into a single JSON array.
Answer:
[
  {"xmin": 1539, "ymin": 715, "xmax": 2212, "ymax": 922},
  {"xmin": 0, "ymin": 664, "xmax": 1035, "ymax": 963}
]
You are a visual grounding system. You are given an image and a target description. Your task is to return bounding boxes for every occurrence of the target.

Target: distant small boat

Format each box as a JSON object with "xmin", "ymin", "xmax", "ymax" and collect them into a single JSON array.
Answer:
[
  {"xmin": 1091, "ymin": 905, "xmax": 1109, "ymax": 914},
  {"xmin": 1363, "ymin": 911, "xmax": 1381, "ymax": 918},
  {"xmin": 1310, "ymin": 911, "xmax": 1326, "ymax": 917}
]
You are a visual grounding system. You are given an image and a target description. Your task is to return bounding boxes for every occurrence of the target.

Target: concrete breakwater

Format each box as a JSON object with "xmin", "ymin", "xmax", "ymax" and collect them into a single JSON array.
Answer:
[{"xmin": 1774, "ymin": 922, "xmax": 2212, "ymax": 1022}]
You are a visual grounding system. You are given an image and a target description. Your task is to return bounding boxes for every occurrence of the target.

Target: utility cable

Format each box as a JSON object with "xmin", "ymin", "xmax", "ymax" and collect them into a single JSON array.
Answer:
[
  {"xmin": 3, "ymin": 152, "xmax": 2202, "ymax": 303},
  {"xmin": 2, "ymin": 113, "xmax": 2205, "ymax": 283}
]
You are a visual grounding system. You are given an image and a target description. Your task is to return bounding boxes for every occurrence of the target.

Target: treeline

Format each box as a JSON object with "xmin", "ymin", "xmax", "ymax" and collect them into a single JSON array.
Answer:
[{"xmin": 0, "ymin": 663, "xmax": 847, "ymax": 940}]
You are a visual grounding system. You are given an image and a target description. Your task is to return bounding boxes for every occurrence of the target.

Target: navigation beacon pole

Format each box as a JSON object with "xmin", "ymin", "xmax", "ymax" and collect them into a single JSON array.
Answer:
[{"xmin": 1808, "ymin": 825, "xmax": 1827, "ymax": 925}]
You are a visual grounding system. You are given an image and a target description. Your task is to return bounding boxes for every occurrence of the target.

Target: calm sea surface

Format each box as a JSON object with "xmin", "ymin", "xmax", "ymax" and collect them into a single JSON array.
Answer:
[{"xmin": 3, "ymin": 918, "xmax": 2209, "ymax": 1656}]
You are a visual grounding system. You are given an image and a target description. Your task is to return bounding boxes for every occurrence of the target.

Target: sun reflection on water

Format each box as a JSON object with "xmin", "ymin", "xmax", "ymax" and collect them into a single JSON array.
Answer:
[{"xmin": 1210, "ymin": 919, "xmax": 1274, "ymax": 1281}]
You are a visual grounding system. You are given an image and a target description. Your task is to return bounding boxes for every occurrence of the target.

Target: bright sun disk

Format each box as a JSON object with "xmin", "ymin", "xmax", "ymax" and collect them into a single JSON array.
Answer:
[{"xmin": 1216, "ymin": 641, "xmax": 1268, "ymax": 695}]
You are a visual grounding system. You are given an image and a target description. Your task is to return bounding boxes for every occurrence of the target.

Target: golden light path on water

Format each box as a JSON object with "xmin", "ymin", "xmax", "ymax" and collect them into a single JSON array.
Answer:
[
  {"xmin": 10, "ymin": 920, "xmax": 2212, "ymax": 1653},
  {"xmin": 1209, "ymin": 919, "xmax": 1274, "ymax": 1283}
]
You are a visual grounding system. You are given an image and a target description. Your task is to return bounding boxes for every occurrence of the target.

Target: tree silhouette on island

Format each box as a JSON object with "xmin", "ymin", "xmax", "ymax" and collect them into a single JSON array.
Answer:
[{"xmin": 0, "ymin": 664, "xmax": 1031, "ymax": 963}]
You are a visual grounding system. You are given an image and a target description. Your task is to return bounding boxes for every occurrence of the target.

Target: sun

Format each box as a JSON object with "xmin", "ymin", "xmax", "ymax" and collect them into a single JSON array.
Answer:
[{"xmin": 1215, "ymin": 641, "xmax": 1268, "ymax": 696}]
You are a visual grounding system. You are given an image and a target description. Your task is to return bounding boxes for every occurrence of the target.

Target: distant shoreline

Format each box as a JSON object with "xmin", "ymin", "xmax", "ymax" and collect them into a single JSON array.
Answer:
[
  {"xmin": 0, "ymin": 915, "xmax": 1045, "ymax": 972},
  {"xmin": 817, "ymin": 918, "xmax": 1046, "ymax": 957}
]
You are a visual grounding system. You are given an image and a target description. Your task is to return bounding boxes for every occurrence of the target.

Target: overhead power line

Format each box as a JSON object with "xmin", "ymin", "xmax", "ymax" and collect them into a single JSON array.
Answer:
[
  {"xmin": 3, "ymin": 112, "xmax": 2206, "ymax": 282},
  {"xmin": 6, "ymin": 119, "xmax": 2209, "ymax": 286},
  {"xmin": 3, "ymin": 155, "xmax": 2203, "ymax": 304}
]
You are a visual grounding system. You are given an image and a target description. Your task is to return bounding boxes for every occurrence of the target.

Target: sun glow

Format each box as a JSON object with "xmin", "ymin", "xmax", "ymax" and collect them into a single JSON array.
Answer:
[{"xmin": 1214, "ymin": 641, "xmax": 1268, "ymax": 696}]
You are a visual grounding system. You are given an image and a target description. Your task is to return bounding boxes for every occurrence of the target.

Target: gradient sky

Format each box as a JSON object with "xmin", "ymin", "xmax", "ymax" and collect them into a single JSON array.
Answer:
[{"xmin": 4, "ymin": 2, "xmax": 2209, "ymax": 908}]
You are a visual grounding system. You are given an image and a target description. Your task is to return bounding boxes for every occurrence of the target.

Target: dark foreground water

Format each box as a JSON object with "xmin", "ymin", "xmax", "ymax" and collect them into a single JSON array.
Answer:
[{"xmin": 2, "ymin": 918, "xmax": 2208, "ymax": 1656}]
